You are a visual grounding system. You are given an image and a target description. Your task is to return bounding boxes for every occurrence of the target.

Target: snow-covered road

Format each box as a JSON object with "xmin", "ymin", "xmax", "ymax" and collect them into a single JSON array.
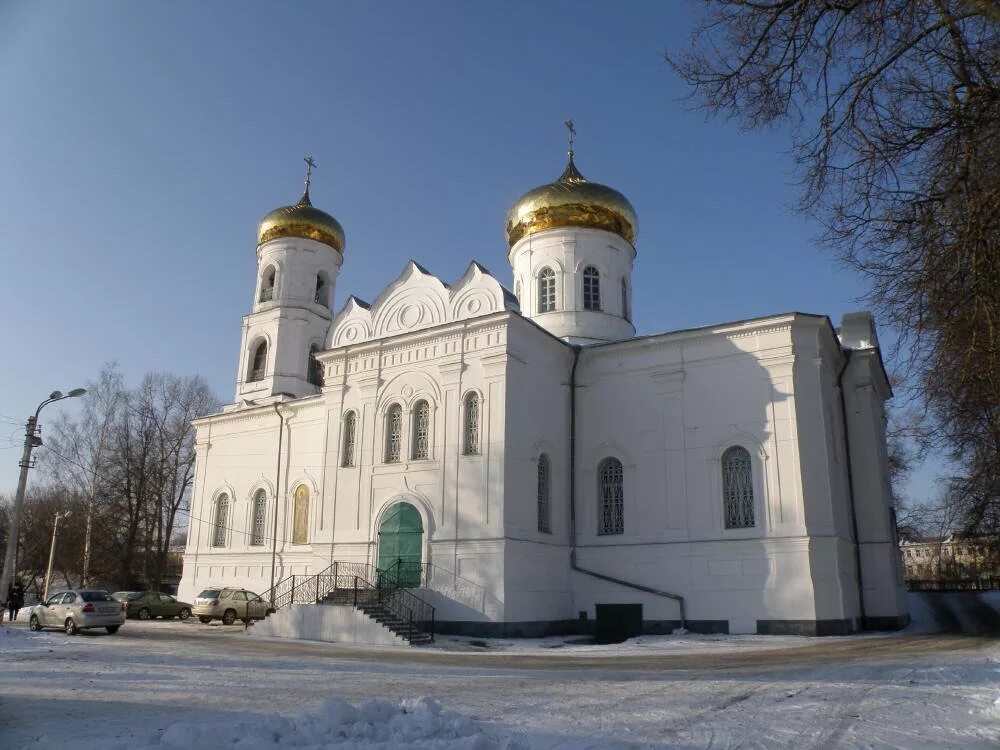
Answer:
[{"xmin": 1, "ymin": 620, "xmax": 997, "ymax": 749}]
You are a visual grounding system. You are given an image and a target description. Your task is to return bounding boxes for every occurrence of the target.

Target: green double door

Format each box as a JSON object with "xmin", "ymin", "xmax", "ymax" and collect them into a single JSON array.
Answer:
[{"xmin": 376, "ymin": 502, "xmax": 423, "ymax": 588}]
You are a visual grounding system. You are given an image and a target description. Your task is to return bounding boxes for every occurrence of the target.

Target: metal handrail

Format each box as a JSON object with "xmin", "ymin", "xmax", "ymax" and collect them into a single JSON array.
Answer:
[{"xmin": 259, "ymin": 560, "xmax": 435, "ymax": 642}]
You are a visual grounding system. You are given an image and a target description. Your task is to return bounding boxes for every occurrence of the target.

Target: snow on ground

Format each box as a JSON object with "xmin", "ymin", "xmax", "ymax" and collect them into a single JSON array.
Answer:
[{"xmin": 2, "ymin": 611, "xmax": 998, "ymax": 749}]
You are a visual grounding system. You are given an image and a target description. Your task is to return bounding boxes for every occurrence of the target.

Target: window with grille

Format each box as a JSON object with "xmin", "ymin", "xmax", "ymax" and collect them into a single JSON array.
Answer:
[
  {"xmin": 583, "ymin": 266, "xmax": 601, "ymax": 311},
  {"xmin": 538, "ymin": 268, "xmax": 556, "ymax": 313},
  {"xmin": 307, "ymin": 344, "xmax": 324, "ymax": 387},
  {"xmin": 722, "ymin": 446, "xmax": 755, "ymax": 529},
  {"xmin": 621, "ymin": 278, "xmax": 630, "ymax": 322},
  {"xmin": 412, "ymin": 400, "xmax": 430, "ymax": 460},
  {"xmin": 250, "ymin": 490, "xmax": 266, "ymax": 546},
  {"xmin": 385, "ymin": 404, "xmax": 402, "ymax": 463},
  {"xmin": 212, "ymin": 494, "xmax": 229, "ymax": 547},
  {"xmin": 463, "ymin": 392, "xmax": 480, "ymax": 455},
  {"xmin": 342, "ymin": 411, "xmax": 357, "ymax": 467},
  {"xmin": 248, "ymin": 341, "xmax": 267, "ymax": 382},
  {"xmin": 537, "ymin": 453, "xmax": 551, "ymax": 533},
  {"xmin": 598, "ymin": 458, "xmax": 624, "ymax": 535}
]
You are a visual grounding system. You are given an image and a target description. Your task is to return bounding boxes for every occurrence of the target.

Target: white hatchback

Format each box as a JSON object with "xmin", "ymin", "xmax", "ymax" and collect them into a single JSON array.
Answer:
[{"xmin": 28, "ymin": 590, "xmax": 126, "ymax": 635}]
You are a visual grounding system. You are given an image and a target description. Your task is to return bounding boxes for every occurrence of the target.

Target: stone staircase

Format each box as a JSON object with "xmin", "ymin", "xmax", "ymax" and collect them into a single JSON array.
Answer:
[{"xmin": 260, "ymin": 561, "xmax": 435, "ymax": 646}]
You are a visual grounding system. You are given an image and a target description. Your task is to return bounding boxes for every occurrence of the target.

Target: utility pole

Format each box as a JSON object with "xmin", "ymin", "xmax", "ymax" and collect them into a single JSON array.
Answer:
[
  {"xmin": 43, "ymin": 510, "xmax": 71, "ymax": 600},
  {"xmin": 0, "ymin": 389, "xmax": 86, "ymax": 605}
]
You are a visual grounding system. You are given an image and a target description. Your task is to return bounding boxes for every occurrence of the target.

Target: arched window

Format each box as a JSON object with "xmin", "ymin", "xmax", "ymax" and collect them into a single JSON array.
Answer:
[
  {"xmin": 537, "ymin": 453, "xmax": 551, "ymax": 533},
  {"xmin": 248, "ymin": 341, "xmax": 267, "ymax": 382},
  {"xmin": 250, "ymin": 489, "xmax": 267, "ymax": 546},
  {"xmin": 722, "ymin": 446, "xmax": 755, "ymax": 529},
  {"xmin": 515, "ymin": 280, "xmax": 522, "ymax": 302},
  {"xmin": 621, "ymin": 278, "xmax": 630, "ymax": 322},
  {"xmin": 411, "ymin": 400, "xmax": 430, "ymax": 460},
  {"xmin": 314, "ymin": 273, "xmax": 328, "ymax": 306},
  {"xmin": 598, "ymin": 458, "xmax": 624, "ymax": 535},
  {"xmin": 463, "ymin": 392, "xmax": 480, "ymax": 455},
  {"xmin": 583, "ymin": 266, "xmax": 601, "ymax": 311},
  {"xmin": 385, "ymin": 403, "xmax": 402, "ymax": 463},
  {"xmin": 308, "ymin": 344, "xmax": 324, "ymax": 387},
  {"xmin": 259, "ymin": 266, "xmax": 275, "ymax": 302},
  {"xmin": 341, "ymin": 411, "xmax": 357, "ymax": 467},
  {"xmin": 212, "ymin": 494, "xmax": 229, "ymax": 547},
  {"xmin": 292, "ymin": 485, "xmax": 310, "ymax": 544},
  {"xmin": 538, "ymin": 268, "xmax": 556, "ymax": 313}
]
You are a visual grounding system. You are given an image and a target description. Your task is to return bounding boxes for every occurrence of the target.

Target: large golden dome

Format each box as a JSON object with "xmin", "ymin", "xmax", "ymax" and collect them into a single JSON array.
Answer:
[
  {"xmin": 505, "ymin": 155, "xmax": 637, "ymax": 247},
  {"xmin": 257, "ymin": 188, "xmax": 345, "ymax": 252}
]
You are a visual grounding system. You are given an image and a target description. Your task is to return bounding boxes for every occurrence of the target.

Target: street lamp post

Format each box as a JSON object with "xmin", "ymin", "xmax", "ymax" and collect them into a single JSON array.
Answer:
[
  {"xmin": 0, "ymin": 389, "xmax": 86, "ymax": 605},
  {"xmin": 43, "ymin": 510, "xmax": 71, "ymax": 601}
]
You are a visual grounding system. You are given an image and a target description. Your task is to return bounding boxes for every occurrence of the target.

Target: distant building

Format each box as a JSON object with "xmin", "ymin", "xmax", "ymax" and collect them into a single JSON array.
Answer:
[
  {"xmin": 898, "ymin": 533, "xmax": 999, "ymax": 581},
  {"xmin": 178, "ymin": 143, "xmax": 908, "ymax": 636}
]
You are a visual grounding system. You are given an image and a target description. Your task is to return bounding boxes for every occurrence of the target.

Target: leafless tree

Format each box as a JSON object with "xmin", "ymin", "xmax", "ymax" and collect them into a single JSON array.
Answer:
[
  {"xmin": 668, "ymin": 1, "xmax": 1000, "ymax": 532},
  {"xmin": 41, "ymin": 367, "xmax": 218, "ymax": 589}
]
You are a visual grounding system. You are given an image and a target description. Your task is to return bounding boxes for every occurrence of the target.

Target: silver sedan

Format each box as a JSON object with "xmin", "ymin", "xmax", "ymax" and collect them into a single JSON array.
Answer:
[{"xmin": 28, "ymin": 589, "xmax": 126, "ymax": 635}]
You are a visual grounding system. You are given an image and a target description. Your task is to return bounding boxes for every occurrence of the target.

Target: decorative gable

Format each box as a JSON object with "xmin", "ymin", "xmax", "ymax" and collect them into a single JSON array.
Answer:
[{"xmin": 327, "ymin": 261, "xmax": 518, "ymax": 348}]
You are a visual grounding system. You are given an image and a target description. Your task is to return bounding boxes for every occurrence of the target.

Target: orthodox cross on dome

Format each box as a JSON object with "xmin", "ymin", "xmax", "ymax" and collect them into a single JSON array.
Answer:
[
  {"xmin": 303, "ymin": 154, "xmax": 317, "ymax": 192},
  {"xmin": 564, "ymin": 120, "xmax": 576, "ymax": 159}
]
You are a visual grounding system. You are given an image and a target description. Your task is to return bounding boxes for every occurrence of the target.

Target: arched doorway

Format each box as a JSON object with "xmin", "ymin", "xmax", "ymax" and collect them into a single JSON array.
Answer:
[{"xmin": 376, "ymin": 502, "xmax": 423, "ymax": 587}]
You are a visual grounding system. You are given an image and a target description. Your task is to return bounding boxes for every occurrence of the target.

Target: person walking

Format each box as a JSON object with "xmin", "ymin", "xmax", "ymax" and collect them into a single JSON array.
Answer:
[{"xmin": 9, "ymin": 582, "xmax": 24, "ymax": 622}]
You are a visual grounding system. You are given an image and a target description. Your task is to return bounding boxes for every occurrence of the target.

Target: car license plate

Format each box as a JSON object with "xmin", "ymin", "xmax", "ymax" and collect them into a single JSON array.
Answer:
[{"xmin": 100, "ymin": 606, "xmax": 117, "ymax": 614}]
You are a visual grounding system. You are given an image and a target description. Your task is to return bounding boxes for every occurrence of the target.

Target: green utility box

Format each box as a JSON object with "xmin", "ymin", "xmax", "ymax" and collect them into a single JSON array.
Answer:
[{"xmin": 594, "ymin": 603, "xmax": 643, "ymax": 644}]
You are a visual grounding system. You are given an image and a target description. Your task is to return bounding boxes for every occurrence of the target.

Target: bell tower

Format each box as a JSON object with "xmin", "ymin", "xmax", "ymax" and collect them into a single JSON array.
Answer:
[
  {"xmin": 235, "ymin": 156, "xmax": 344, "ymax": 404},
  {"xmin": 506, "ymin": 123, "xmax": 637, "ymax": 345}
]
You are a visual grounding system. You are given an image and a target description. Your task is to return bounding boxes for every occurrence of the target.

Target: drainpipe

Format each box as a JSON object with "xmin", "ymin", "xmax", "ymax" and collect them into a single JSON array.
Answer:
[
  {"xmin": 568, "ymin": 345, "xmax": 686, "ymax": 629},
  {"xmin": 837, "ymin": 350, "xmax": 867, "ymax": 630},
  {"xmin": 269, "ymin": 403, "xmax": 287, "ymax": 606}
]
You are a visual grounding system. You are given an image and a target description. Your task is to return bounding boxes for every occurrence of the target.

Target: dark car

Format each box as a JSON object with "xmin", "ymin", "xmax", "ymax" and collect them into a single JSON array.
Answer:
[{"xmin": 111, "ymin": 591, "xmax": 193, "ymax": 621}]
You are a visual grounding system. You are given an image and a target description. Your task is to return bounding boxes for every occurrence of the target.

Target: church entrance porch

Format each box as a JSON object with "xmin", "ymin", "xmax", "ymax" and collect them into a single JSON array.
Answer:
[{"xmin": 376, "ymin": 502, "xmax": 423, "ymax": 588}]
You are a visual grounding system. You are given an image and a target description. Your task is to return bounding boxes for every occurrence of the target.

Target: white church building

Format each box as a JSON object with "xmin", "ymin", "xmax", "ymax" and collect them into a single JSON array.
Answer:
[{"xmin": 179, "ymin": 143, "xmax": 909, "ymax": 637}]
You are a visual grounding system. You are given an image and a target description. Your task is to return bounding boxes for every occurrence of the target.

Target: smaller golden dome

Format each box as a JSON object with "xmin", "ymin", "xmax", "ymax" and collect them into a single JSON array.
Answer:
[
  {"xmin": 505, "ymin": 156, "xmax": 637, "ymax": 247},
  {"xmin": 257, "ymin": 188, "xmax": 345, "ymax": 252}
]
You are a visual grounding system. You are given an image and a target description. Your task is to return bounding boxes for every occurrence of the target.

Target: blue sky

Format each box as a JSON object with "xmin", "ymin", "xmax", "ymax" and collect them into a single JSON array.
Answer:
[{"xmin": 0, "ymin": 1, "xmax": 942, "ymax": 499}]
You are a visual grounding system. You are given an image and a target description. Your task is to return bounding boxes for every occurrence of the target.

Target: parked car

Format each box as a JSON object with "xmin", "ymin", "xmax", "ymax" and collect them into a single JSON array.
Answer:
[
  {"xmin": 112, "ymin": 591, "xmax": 193, "ymax": 621},
  {"xmin": 192, "ymin": 588, "xmax": 271, "ymax": 625},
  {"xmin": 28, "ymin": 590, "xmax": 125, "ymax": 635}
]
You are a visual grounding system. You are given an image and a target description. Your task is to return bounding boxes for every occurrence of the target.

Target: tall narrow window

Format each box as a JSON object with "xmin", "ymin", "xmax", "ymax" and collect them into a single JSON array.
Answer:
[
  {"xmin": 621, "ymin": 278, "xmax": 630, "ymax": 322},
  {"xmin": 537, "ymin": 453, "xmax": 551, "ymax": 533},
  {"xmin": 598, "ymin": 458, "xmax": 624, "ymax": 535},
  {"xmin": 722, "ymin": 446, "xmax": 755, "ymax": 529},
  {"xmin": 538, "ymin": 268, "xmax": 556, "ymax": 313},
  {"xmin": 248, "ymin": 341, "xmax": 267, "ymax": 382},
  {"xmin": 308, "ymin": 344, "xmax": 324, "ymax": 387},
  {"xmin": 212, "ymin": 494, "xmax": 229, "ymax": 547},
  {"xmin": 583, "ymin": 266, "xmax": 601, "ymax": 311},
  {"xmin": 385, "ymin": 404, "xmax": 402, "ymax": 463},
  {"xmin": 259, "ymin": 266, "xmax": 275, "ymax": 302},
  {"xmin": 411, "ymin": 400, "xmax": 430, "ymax": 460},
  {"xmin": 292, "ymin": 485, "xmax": 309, "ymax": 544},
  {"xmin": 463, "ymin": 392, "xmax": 480, "ymax": 455},
  {"xmin": 250, "ymin": 490, "xmax": 266, "ymax": 546},
  {"xmin": 341, "ymin": 411, "xmax": 357, "ymax": 467},
  {"xmin": 314, "ymin": 274, "xmax": 327, "ymax": 306},
  {"xmin": 515, "ymin": 280, "xmax": 522, "ymax": 302}
]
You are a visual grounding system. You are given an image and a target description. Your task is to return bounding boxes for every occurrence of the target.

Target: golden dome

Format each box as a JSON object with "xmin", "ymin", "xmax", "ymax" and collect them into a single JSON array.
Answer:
[
  {"xmin": 257, "ymin": 188, "xmax": 345, "ymax": 252},
  {"xmin": 505, "ymin": 155, "xmax": 637, "ymax": 247}
]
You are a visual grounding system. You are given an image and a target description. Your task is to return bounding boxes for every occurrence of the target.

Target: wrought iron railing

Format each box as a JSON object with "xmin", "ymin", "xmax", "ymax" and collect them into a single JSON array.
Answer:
[{"xmin": 260, "ymin": 560, "xmax": 435, "ymax": 642}]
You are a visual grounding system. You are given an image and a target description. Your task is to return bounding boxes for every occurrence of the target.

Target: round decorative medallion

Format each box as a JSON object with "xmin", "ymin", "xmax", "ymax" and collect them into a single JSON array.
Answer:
[
  {"xmin": 344, "ymin": 327, "xmax": 358, "ymax": 342},
  {"xmin": 401, "ymin": 385, "xmax": 414, "ymax": 399},
  {"xmin": 400, "ymin": 305, "xmax": 421, "ymax": 327},
  {"xmin": 466, "ymin": 298, "xmax": 482, "ymax": 314}
]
